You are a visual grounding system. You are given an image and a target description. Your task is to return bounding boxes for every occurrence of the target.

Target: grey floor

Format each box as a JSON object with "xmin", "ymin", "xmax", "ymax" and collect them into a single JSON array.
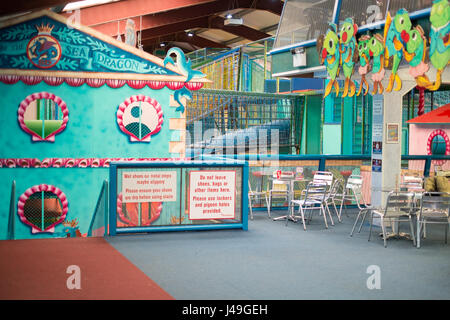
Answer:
[{"xmin": 107, "ymin": 209, "xmax": 450, "ymax": 300}]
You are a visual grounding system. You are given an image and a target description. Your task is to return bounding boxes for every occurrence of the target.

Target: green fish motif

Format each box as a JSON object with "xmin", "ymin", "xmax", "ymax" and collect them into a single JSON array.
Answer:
[
  {"xmin": 356, "ymin": 34, "xmax": 371, "ymax": 96},
  {"xmin": 368, "ymin": 34, "xmax": 386, "ymax": 95},
  {"xmin": 339, "ymin": 18, "xmax": 359, "ymax": 97},
  {"xmin": 384, "ymin": 9, "xmax": 412, "ymax": 92},
  {"xmin": 427, "ymin": 0, "xmax": 450, "ymax": 90},
  {"xmin": 317, "ymin": 23, "xmax": 340, "ymax": 98},
  {"xmin": 404, "ymin": 25, "xmax": 432, "ymax": 88}
]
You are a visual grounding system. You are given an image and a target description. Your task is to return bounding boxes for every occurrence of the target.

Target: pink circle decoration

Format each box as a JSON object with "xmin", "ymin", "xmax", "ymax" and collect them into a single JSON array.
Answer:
[
  {"xmin": 117, "ymin": 95, "xmax": 164, "ymax": 142},
  {"xmin": 17, "ymin": 184, "xmax": 68, "ymax": 234},
  {"xmin": 426, "ymin": 129, "xmax": 450, "ymax": 166},
  {"xmin": 185, "ymin": 82, "xmax": 204, "ymax": 91},
  {"xmin": 40, "ymin": 158, "xmax": 54, "ymax": 168},
  {"xmin": 63, "ymin": 158, "xmax": 76, "ymax": 167},
  {"xmin": 75, "ymin": 158, "xmax": 92, "ymax": 167},
  {"xmin": 18, "ymin": 92, "xmax": 69, "ymax": 142}
]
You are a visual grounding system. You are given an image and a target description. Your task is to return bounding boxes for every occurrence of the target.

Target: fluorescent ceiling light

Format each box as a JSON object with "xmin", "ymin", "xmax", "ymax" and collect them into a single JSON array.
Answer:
[{"xmin": 63, "ymin": 0, "xmax": 118, "ymax": 12}]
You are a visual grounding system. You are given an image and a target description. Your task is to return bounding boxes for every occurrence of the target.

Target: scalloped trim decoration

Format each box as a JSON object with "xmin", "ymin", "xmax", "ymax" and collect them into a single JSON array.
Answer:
[
  {"xmin": 116, "ymin": 95, "xmax": 164, "ymax": 142},
  {"xmin": 18, "ymin": 92, "xmax": 69, "ymax": 142},
  {"xmin": 0, "ymin": 157, "xmax": 186, "ymax": 168},
  {"xmin": 17, "ymin": 184, "xmax": 69, "ymax": 234},
  {"xmin": 0, "ymin": 75, "xmax": 205, "ymax": 91},
  {"xmin": 427, "ymin": 129, "xmax": 450, "ymax": 166}
]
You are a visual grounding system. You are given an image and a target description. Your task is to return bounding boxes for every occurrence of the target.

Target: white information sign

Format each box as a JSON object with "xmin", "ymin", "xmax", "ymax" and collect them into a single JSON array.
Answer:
[
  {"xmin": 122, "ymin": 171, "xmax": 177, "ymax": 203},
  {"xmin": 188, "ymin": 170, "xmax": 236, "ymax": 220}
]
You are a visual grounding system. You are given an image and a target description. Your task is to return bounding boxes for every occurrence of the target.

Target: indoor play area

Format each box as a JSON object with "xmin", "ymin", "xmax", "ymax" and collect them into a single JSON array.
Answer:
[{"xmin": 0, "ymin": 0, "xmax": 449, "ymax": 303}]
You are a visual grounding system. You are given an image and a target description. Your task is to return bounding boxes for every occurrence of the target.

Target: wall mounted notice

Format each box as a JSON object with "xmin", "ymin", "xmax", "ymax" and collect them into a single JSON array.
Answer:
[
  {"xmin": 122, "ymin": 171, "xmax": 177, "ymax": 203},
  {"xmin": 188, "ymin": 170, "xmax": 236, "ymax": 220}
]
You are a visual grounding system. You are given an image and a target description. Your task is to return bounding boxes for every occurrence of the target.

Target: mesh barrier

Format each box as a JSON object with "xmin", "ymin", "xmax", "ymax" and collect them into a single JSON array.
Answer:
[
  {"xmin": 23, "ymin": 191, "xmax": 63, "ymax": 231},
  {"xmin": 186, "ymin": 90, "xmax": 304, "ymax": 156}
]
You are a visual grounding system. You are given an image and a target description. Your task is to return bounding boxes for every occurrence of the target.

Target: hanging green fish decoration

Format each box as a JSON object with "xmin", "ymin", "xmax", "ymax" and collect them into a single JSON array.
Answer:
[
  {"xmin": 384, "ymin": 9, "xmax": 412, "ymax": 92},
  {"xmin": 427, "ymin": 0, "xmax": 450, "ymax": 90},
  {"xmin": 368, "ymin": 34, "xmax": 386, "ymax": 95},
  {"xmin": 317, "ymin": 23, "xmax": 340, "ymax": 98},
  {"xmin": 356, "ymin": 34, "xmax": 371, "ymax": 96},
  {"xmin": 339, "ymin": 18, "xmax": 359, "ymax": 97},
  {"xmin": 404, "ymin": 25, "xmax": 432, "ymax": 88}
]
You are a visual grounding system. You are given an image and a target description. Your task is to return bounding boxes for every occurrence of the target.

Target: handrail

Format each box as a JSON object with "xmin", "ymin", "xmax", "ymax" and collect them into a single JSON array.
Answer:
[
  {"xmin": 197, "ymin": 154, "xmax": 449, "ymax": 177},
  {"xmin": 88, "ymin": 180, "xmax": 108, "ymax": 237},
  {"xmin": 7, "ymin": 180, "xmax": 15, "ymax": 240}
]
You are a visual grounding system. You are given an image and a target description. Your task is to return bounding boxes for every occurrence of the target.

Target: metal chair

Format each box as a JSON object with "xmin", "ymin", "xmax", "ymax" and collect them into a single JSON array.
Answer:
[
  {"xmin": 267, "ymin": 173, "xmax": 290, "ymax": 217},
  {"xmin": 312, "ymin": 171, "xmax": 334, "ymax": 186},
  {"xmin": 324, "ymin": 178, "xmax": 344, "ymax": 223},
  {"xmin": 400, "ymin": 175, "xmax": 424, "ymax": 192},
  {"xmin": 368, "ymin": 191, "xmax": 417, "ymax": 248},
  {"xmin": 248, "ymin": 181, "xmax": 269, "ymax": 220},
  {"xmin": 339, "ymin": 175, "xmax": 368, "ymax": 223},
  {"xmin": 416, "ymin": 192, "xmax": 450, "ymax": 248},
  {"xmin": 290, "ymin": 182, "xmax": 332, "ymax": 230}
]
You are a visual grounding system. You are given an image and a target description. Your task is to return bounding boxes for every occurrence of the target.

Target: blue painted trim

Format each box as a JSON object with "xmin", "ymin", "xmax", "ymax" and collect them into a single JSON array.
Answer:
[
  {"xmin": 332, "ymin": 0, "xmax": 342, "ymax": 24},
  {"xmin": 109, "ymin": 164, "xmax": 117, "ymax": 236},
  {"xmin": 109, "ymin": 160, "xmax": 248, "ymax": 235},
  {"xmin": 7, "ymin": 180, "xmax": 15, "ymax": 240},
  {"xmin": 115, "ymin": 224, "xmax": 245, "ymax": 234},
  {"xmin": 242, "ymin": 161, "xmax": 249, "ymax": 231},
  {"xmin": 104, "ymin": 181, "xmax": 109, "ymax": 237}
]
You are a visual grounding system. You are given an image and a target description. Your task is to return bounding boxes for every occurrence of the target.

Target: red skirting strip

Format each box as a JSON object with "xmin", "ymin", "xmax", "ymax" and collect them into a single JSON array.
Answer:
[{"xmin": 0, "ymin": 237, "xmax": 174, "ymax": 300}]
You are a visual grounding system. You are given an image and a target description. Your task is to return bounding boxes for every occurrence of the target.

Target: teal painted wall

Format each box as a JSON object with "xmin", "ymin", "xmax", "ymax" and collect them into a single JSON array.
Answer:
[
  {"xmin": 0, "ymin": 168, "xmax": 107, "ymax": 240},
  {"xmin": 323, "ymin": 124, "xmax": 341, "ymax": 154},
  {"xmin": 0, "ymin": 81, "xmax": 179, "ymax": 158},
  {"xmin": 0, "ymin": 81, "xmax": 182, "ymax": 240},
  {"xmin": 342, "ymin": 97, "xmax": 354, "ymax": 155},
  {"xmin": 304, "ymin": 95, "xmax": 322, "ymax": 154},
  {"xmin": 271, "ymin": 46, "xmax": 320, "ymax": 75}
]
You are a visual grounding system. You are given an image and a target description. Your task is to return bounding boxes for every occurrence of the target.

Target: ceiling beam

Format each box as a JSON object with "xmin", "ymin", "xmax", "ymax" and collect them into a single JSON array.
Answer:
[
  {"xmin": 61, "ymin": 0, "xmax": 216, "ymax": 26},
  {"xmin": 140, "ymin": 16, "xmax": 209, "ymax": 41},
  {"xmin": 209, "ymin": 16, "xmax": 271, "ymax": 41},
  {"xmin": 141, "ymin": 32, "xmax": 229, "ymax": 49},
  {"xmin": 90, "ymin": 0, "xmax": 283, "ymax": 37},
  {"xmin": 0, "ymin": 0, "xmax": 71, "ymax": 16}
]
